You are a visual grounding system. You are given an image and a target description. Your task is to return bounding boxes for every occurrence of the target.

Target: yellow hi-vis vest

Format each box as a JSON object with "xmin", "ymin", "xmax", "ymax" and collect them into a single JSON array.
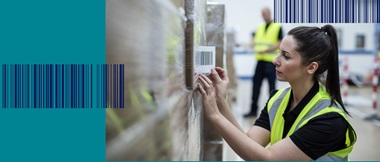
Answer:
[
  {"xmin": 267, "ymin": 85, "xmax": 357, "ymax": 160},
  {"xmin": 254, "ymin": 22, "xmax": 281, "ymax": 62}
]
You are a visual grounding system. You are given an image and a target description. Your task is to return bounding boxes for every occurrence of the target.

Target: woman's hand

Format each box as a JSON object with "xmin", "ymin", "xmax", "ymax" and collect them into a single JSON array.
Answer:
[
  {"xmin": 197, "ymin": 73, "xmax": 220, "ymax": 120},
  {"xmin": 209, "ymin": 67, "xmax": 229, "ymax": 99}
]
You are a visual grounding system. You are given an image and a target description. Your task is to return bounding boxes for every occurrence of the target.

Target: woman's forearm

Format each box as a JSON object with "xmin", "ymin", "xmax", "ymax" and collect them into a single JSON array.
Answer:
[
  {"xmin": 216, "ymin": 96, "xmax": 245, "ymax": 133},
  {"xmin": 209, "ymin": 113, "xmax": 270, "ymax": 160}
]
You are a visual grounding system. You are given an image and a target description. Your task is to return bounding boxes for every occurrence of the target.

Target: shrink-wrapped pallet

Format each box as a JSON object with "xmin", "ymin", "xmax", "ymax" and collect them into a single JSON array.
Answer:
[
  {"xmin": 203, "ymin": 3, "xmax": 225, "ymax": 160},
  {"xmin": 106, "ymin": 0, "xmax": 208, "ymax": 160}
]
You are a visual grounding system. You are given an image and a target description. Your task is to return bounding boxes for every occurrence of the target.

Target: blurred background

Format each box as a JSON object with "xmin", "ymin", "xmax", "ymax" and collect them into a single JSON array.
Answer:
[{"xmin": 106, "ymin": 0, "xmax": 380, "ymax": 160}]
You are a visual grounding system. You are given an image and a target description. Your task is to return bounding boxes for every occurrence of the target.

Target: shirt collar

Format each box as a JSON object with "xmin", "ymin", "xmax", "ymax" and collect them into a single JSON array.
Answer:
[{"xmin": 284, "ymin": 81, "xmax": 320, "ymax": 116}]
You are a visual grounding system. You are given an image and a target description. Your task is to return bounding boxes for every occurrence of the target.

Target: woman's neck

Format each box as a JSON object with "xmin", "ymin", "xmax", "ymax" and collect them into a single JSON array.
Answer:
[{"xmin": 289, "ymin": 79, "xmax": 315, "ymax": 110}]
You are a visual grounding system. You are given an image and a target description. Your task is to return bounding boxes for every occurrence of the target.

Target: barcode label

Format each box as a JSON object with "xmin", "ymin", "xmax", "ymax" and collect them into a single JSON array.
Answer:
[
  {"xmin": 1, "ymin": 64, "xmax": 124, "ymax": 108},
  {"xmin": 274, "ymin": 0, "xmax": 379, "ymax": 23},
  {"xmin": 194, "ymin": 46, "xmax": 215, "ymax": 74},
  {"xmin": 196, "ymin": 51, "xmax": 213, "ymax": 66}
]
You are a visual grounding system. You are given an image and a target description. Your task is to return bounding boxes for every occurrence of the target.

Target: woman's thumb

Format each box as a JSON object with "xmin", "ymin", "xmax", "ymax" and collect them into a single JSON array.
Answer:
[{"xmin": 211, "ymin": 68, "xmax": 221, "ymax": 81}]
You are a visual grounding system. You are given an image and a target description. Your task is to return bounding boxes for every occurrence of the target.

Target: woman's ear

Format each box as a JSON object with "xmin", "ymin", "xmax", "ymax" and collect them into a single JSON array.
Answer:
[{"xmin": 307, "ymin": 62, "xmax": 319, "ymax": 74}]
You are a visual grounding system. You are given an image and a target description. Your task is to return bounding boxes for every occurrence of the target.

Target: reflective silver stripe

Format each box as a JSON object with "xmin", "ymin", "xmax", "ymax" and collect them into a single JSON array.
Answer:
[
  {"xmin": 316, "ymin": 155, "xmax": 348, "ymax": 161},
  {"xmin": 268, "ymin": 88, "xmax": 290, "ymax": 130},
  {"xmin": 294, "ymin": 99, "xmax": 342, "ymax": 131},
  {"xmin": 294, "ymin": 101, "xmax": 347, "ymax": 161}
]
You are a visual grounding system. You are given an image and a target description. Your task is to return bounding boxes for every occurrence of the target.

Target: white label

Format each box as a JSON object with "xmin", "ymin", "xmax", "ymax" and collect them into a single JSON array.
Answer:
[{"xmin": 194, "ymin": 46, "xmax": 215, "ymax": 74}]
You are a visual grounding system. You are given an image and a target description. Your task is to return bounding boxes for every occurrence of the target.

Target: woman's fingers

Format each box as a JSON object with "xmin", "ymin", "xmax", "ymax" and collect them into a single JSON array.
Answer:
[
  {"xmin": 198, "ymin": 73, "xmax": 217, "ymax": 96},
  {"xmin": 198, "ymin": 74, "xmax": 208, "ymax": 86},
  {"xmin": 215, "ymin": 67, "xmax": 228, "ymax": 80},
  {"xmin": 197, "ymin": 84, "xmax": 206, "ymax": 95},
  {"xmin": 210, "ymin": 68, "xmax": 222, "ymax": 82},
  {"xmin": 200, "ymin": 73, "xmax": 213, "ymax": 84},
  {"xmin": 199, "ymin": 74, "xmax": 212, "ymax": 85}
]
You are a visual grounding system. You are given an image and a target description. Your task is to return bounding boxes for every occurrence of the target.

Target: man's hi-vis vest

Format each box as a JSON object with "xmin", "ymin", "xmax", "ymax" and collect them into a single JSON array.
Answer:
[
  {"xmin": 254, "ymin": 22, "xmax": 281, "ymax": 62},
  {"xmin": 267, "ymin": 85, "xmax": 357, "ymax": 160}
]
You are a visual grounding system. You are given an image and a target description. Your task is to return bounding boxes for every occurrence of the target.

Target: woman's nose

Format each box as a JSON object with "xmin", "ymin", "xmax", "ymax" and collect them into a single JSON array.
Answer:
[{"xmin": 272, "ymin": 55, "xmax": 279, "ymax": 66}]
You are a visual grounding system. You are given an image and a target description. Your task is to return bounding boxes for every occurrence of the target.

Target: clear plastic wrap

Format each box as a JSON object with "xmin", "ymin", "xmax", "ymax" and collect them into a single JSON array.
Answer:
[
  {"xmin": 202, "ymin": 3, "xmax": 225, "ymax": 160},
  {"xmin": 106, "ymin": 0, "xmax": 206, "ymax": 160},
  {"xmin": 106, "ymin": 0, "xmax": 185, "ymax": 160},
  {"xmin": 105, "ymin": 0, "xmax": 208, "ymax": 160}
]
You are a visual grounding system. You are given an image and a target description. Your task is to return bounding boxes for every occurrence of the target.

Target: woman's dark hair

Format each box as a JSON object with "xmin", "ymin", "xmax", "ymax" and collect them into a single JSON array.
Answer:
[{"xmin": 287, "ymin": 25, "xmax": 350, "ymax": 115}]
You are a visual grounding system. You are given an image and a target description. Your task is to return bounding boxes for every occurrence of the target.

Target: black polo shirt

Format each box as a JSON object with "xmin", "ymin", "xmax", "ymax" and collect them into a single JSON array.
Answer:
[{"xmin": 254, "ymin": 81, "xmax": 348, "ymax": 160}]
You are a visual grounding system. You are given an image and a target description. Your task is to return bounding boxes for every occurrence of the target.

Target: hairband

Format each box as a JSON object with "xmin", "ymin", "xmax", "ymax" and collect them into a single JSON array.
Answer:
[{"xmin": 320, "ymin": 27, "xmax": 327, "ymax": 35}]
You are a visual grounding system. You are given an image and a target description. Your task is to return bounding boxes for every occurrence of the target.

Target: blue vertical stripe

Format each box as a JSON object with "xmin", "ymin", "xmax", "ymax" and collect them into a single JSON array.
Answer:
[
  {"xmin": 83, "ymin": 64, "xmax": 86, "ymax": 108},
  {"xmin": 47, "ymin": 65, "xmax": 49, "ymax": 108},
  {"xmin": 98, "ymin": 64, "xmax": 101, "ymax": 108},
  {"xmin": 120, "ymin": 64, "xmax": 124, "ymax": 108},
  {"xmin": 40, "ymin": 64, "xmax": 42, "ymax": 108},
  {"xmin": 2, "ymin": 65, "xmax": 4, "ymax": 108},
  {"xmin": 113, "ymin": 64, "xmax": 116, "ymax": 108},
  {"xmin": 101, "ymin": 64, "xmax": 103, "ymax": 108},
  {"xmin": 352, "ymin": 0, "xmax": 354, "ymax": 23},
  {"xmin": 98, "ymin": 65, "xmax": 100, "ymax": 108},
  {"xmin": 114, "ymin": 64, "xmax": 116, "ymax": 108},
  {"xmin": 308, "ymin": 0, "xmax": 310, "ymax": 23},
  {"xmin": 96, "ymin": 65, "xmax": 99, "ymax": 108},
  {"xmin": 34, "ymin": 65, "xmax": 40, "ymax": 108},
  {"xmin": 285, "ymin": 0, "xmax": 288, "ymax": 23},
  {"xmin": 42, "ymin": 64, "xmax": 44, "ymax": 108},
  {"xmin": 27, "ymin": 65, "xmax": 29, "ymax": 108},
  {"xmin": 74, "ymin": 64, "xmax": 76, "ymax": 108},
  {"xmin": 82, "ymin": 64, "xmax": 84, "ymax": 108},
  {"xmin": 56, "ymin": 64, "xmax": 58, "ymax": 108},
  {"xmin": 15, "ymin": 65, "xmax": 17, "ymax": 108},
  {"xmin": 49, "ymin": 64, "xmax": 51, "ymax": 108},
  {"xmin": 321, "ymin": 0, "xmax": 324, "ymax": 22},
  {"xmin": 16, "ymin": 64, "xmax": 18, "ymax": 108},
  {"xmin": 90, "ymin": 65, "xmax": 92, "ymax": 108},
  {"xmin": 105, "ymin": 64, "xmax": 107, "ymax": 108},
  {"xmin": 35, "ymin": 64, "xmax": 38, "ymax": 108}
]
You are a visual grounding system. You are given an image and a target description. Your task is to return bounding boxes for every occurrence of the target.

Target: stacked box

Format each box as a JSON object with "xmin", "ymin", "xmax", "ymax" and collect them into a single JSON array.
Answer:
[
  {"xmin": 177, "ymin": 0, "xmax": 207, "ymax": 160},
  {"xmin": 202, "ymin": 3, "xmax": 225, "ymax": 160}
]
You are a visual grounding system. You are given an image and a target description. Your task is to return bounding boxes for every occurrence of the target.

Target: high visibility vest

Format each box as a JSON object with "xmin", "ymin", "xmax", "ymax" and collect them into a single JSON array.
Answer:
[
  {"xmin": 267, "ymin": 85, "xmax": 357, "ymax": 160},
  {"xmin": 254, "ymin": 22, "xmax": 281, "ymax": 62}
]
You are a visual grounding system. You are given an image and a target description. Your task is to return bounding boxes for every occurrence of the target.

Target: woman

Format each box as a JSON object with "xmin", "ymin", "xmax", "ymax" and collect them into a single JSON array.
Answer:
[{"xmin": 197, "ymin": 25, "xmax": 356, "ymax": 160}]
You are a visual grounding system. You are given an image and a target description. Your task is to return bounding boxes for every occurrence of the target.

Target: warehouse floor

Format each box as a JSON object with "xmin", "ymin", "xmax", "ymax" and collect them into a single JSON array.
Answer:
[{"xmin": 223, "ymin": 79, "xmax": 380, "ymax": 160}]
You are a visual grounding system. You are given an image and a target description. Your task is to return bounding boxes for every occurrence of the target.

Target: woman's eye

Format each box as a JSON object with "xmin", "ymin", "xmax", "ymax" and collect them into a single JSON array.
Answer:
[{"xmin": 283, "ymin": 54, "xmax": 289, "ymax": 59}]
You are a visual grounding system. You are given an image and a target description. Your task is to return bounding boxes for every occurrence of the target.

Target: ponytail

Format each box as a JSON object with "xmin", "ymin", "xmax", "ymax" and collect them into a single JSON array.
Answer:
[{"xmin": 322, "ymin": 25, "xmax": 350, "ymax": 116}]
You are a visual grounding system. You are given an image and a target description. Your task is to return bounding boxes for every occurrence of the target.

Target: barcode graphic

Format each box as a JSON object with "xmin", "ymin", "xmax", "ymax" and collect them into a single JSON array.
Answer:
[
  {"xmin": 195, "ymin": 51, "xmax": 214, "ymax": 66},
  {"xmin": 1, "ymin": 64, "xmax": 124, "ymax": 108},
  {"xmin": 274, "ymin": 0, "xmax": 379, "ymax": 23}
]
